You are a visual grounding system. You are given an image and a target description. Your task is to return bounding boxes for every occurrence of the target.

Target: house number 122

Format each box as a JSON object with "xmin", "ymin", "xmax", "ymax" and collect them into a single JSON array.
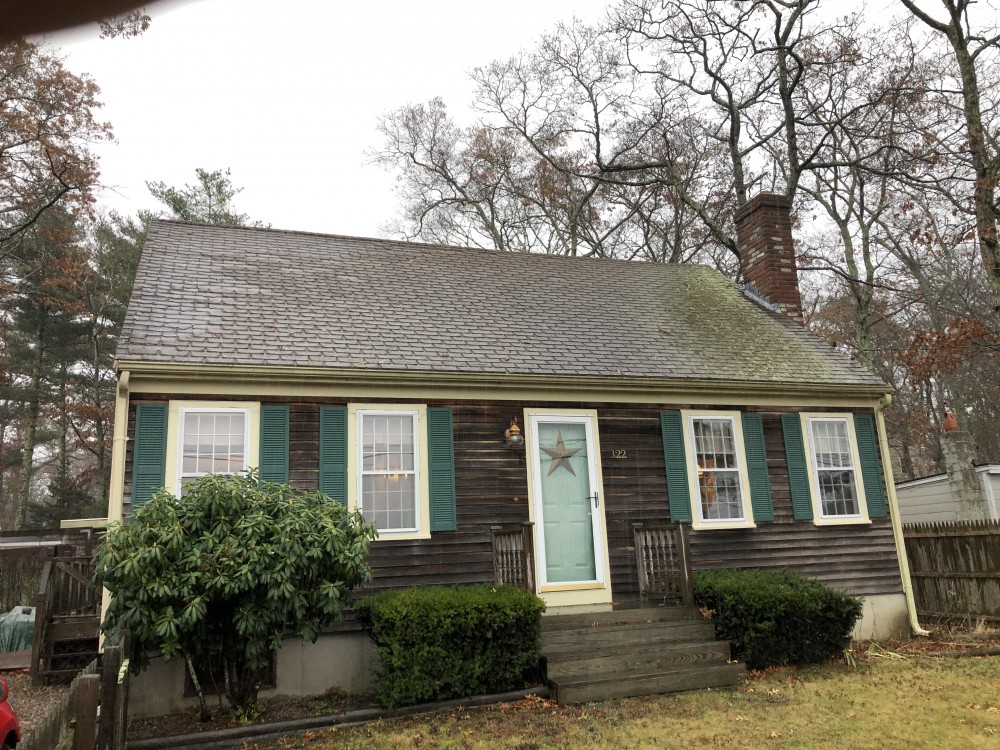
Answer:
[{"xmin": 612, "ymin": 449, "xmax": 627, "ymax": 459}]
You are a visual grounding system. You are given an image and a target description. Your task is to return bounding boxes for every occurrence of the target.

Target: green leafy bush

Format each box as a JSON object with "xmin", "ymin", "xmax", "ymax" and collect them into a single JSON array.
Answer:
[
  {"xmin": 97, "ymin": 472, "xmax": 376, "ymax": 715},
  {"xmin": 355, "ymin": 585, "xmax": 546, "ymax": 708},
  {"xmin": 694, "ymin": 568, "xmax": 862, "ymax": 670}
]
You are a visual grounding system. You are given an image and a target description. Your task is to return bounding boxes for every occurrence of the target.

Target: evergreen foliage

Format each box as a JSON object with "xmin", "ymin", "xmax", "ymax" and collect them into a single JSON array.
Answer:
[
  {"xmin": 355, "ymin": 585, "xmax": 545, "ymax": 709},
  {"xmin": 694, "ymin": 568, "xmax": 862, "ymax": 670},
  {"xmin": 96, "ymin": 472, "xmax": 376, "ymax": 714}
]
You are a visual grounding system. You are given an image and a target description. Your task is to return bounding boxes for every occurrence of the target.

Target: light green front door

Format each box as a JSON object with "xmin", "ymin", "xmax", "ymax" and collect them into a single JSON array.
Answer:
[{"xmin": 530, "ymin": 415, "xmax": 603, "ymax": 585}]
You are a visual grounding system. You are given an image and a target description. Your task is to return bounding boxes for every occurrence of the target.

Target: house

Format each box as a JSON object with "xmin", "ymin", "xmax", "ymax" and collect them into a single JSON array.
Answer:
[
  {"xmin": 106, "ymin": 193, "xmax": 922, "ymax": 714},
  {"xmin": 896, "ymin": 467, "xmax": 1000, "ymax": 524},
  {"xmin": 895, "ymin": 415, "xmax": 999, "ymax": 524}
]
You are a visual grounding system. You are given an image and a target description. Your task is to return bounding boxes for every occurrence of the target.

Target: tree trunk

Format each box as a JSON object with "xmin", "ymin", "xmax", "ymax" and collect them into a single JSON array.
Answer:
[{"xmin": 16, "ymin": 312, "xmax": 47, "ymax": 528}]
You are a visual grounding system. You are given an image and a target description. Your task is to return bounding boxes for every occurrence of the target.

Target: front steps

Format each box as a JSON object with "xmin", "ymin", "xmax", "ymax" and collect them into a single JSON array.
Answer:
[{"xmin": 540, "ymin": 605, "xmax": 744, "ymax": 704}]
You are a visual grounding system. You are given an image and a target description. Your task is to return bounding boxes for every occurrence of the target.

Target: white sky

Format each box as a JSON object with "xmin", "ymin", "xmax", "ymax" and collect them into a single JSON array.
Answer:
[{"xmin": 48, "ymin": 0, "xmax": 615, "ymax": 237}]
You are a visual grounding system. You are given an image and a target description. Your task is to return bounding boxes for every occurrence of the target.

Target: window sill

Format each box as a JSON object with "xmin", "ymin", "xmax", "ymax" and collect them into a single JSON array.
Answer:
[
  {"xmin": 372, "ymin": 530, "xmax": 431, "ymax": 542},
  {"xmin": 811, "ymin": 516, "xmax": 872, "ymax": 527}
]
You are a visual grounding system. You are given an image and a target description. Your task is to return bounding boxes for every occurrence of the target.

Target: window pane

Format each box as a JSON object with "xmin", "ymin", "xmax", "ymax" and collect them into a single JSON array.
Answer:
[
  {"xmin": 810, "ymin": 419, "xmax": 859, "ymax": 517},
  {"xmin": 360, "ymin": 412, "xmax": 417, "ymax": 531},
  {"xmin": 180, "ymin": 410, "xmax": 247, "ymax": 480}
]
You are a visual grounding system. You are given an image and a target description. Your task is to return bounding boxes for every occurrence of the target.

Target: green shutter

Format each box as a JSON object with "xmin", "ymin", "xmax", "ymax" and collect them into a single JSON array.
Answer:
[
  {"xmin": 854, "ymin": 413, "xmax": 888, "ymax": 519},
  {"xmin": 741, "ymin": 413, "xmax": 774, "ymax": 522},
  {"xmin": 781, "ymin": 414, "xmax": 813, "ymax": 521},
  {"xmin": 427, "ymin": 406, "xmax": 457, "ymax": 532},
  {"xmin": 660, "ymin": 411, "xmax": 692, "ymax": 523},
  {"xmin": 131, "ymin": 402, "xmax": 167, "ymax": 510},
  {"xmin": 319, "ymin": 406, "xmax": 348, "ymax": 506},
  {"xmin": 259, "ymin": 405, "xmax": 289, "ymax": 484}
]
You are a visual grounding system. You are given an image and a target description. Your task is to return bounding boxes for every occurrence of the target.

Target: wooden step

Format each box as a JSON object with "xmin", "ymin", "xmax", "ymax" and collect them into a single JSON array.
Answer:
[
  {"xmin": 541, "ymin": 619, "xmax": 716, "ymax": 651},
  {"xmin": 545, "ymin": 639, "xmax": 732, "ymax": 680},
  {"xmin": 47, "ymin": 620, "xmax": 100, "ymax": 641},
  {"xmin": 541, "ymin": 606, "xmax": 702, "ymax": 632},
  {"xmin": 549, "ymin": 662, "xmax": 746, "ymax": 704}
]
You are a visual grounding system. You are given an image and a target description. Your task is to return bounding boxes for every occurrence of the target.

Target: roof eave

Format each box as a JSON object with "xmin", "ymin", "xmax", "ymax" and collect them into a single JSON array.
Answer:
[{"xmin": 116, "ymin": 360, "xmax": 891, "ymax": 405}]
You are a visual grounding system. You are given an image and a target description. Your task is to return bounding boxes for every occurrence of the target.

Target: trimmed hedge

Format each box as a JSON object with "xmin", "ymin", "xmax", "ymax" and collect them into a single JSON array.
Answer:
[
  {"xmin": 355, "ymin": 584, "xmax": 546, "ymax": 708},
  {"xmin": 694, "ymin": 568, "xmax": 862, "ymax": 670}
]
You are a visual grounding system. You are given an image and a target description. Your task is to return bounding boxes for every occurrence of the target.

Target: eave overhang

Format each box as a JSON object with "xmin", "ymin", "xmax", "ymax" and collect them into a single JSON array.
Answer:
[{"xmin": 116, "ymin": 360, "xmax": 891, "ymax": 408}]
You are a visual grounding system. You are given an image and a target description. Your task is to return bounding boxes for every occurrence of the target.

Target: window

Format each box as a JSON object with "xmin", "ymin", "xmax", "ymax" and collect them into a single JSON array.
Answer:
[
  {"xmin": 162, "ymin": 401, "xmax": 260, "ymax": 498},
  {"xmin": 347, "ymin": 404, "xmax": 432, "ymax": 539},
  {"xmin": 682, "ymin": 411, "xmax": 755, "ymax": 530},
  {"xmin": 178, "ymin": 408, "xmax": 250, "ymax": 495},
  {"xmin": 803, "ymin": 416, "xmax": 867, "ymax": 522},
  {"xmin": 358, "ymin": 410, "xmax": 419, "ymax": 532}
]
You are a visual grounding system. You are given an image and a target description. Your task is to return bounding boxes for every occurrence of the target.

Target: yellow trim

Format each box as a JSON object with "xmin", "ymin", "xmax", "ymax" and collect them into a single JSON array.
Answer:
[
  {"xmin": 102, "ymin": 369, "xmax": 132, "ymax": 643},
  {"xmin": 540, "ymin": 582, "xmax": 606, "ymax": 593},
  {"xmin": 799, "ymin": 412, "xmax": 871, "ymax": 526},
  {"xmin": 106, "ymin": 371, "xmax": 131, "ymax": 524},
  {"xmin": 119, "ymin": 361, "xmax": 888, "ymax": 407},
  {"xmin": 681, "ymin": 410, "xmax": 756, "ymax": 531},
  {"xmin": 876, "ymin": 397, "xmax": 930, "ymax": 636},
  {"xmin": 524, "ymin": 408, "xmax": 613, "ymax": 607},
  {"xmin": 164, "ymin": 401, "xmax": 260, "ymax": 496},
  {"xmin": 347, "ymin": 404, "xmax": 431, "ymax": 541}
]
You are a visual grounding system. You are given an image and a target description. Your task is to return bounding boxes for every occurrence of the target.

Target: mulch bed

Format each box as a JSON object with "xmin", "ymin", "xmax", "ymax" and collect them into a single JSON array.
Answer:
[
  {"xmin": 127, "ymin": 691, "xmax": 378, "ymax": 740},
  {"xmin": 1, "ymin": 668, "xmax": 70, "ymax": 736}
]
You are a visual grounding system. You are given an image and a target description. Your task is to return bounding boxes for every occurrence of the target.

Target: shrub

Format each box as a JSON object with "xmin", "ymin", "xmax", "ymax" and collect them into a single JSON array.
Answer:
[
  {"xmin": 355, "ymin": 584, "xmax": 546, "ymax": 708},
  {"xmin": 97, "ymin": 472, "xmax": 376, "ymax": 716},
  {"xmin": 694, "ymin": 567, "xmax": 862, "ymax": 670}
]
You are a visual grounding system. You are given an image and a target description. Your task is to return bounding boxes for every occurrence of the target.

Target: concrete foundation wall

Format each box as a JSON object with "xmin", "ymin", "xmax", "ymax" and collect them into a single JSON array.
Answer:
[
  {"xmin": 129, "ymin": 631, "xmax": 377, "ymax": 718},
  {"xmin": 852, "ymin": 593, "xmax": 909, "ymax": 641}
]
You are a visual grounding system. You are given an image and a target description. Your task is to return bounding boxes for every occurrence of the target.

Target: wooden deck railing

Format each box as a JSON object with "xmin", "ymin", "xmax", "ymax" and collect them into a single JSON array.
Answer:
[
  {"xmin": 31, "ymin": 551, "xmax": 102, "ymax": 683},
  {"xmin": 633, "ymin": 522, "xmax": 694, "ymax": 606},
  {"xmin": 491, "ymin": 522, "xmax": 535, "ymax": 591}
]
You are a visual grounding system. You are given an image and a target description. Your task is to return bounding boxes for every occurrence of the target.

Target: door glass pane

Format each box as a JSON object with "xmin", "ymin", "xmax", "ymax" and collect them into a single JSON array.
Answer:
[{"xmin": 536, "ymin": 421, "xmax": 597, "ymax": 583}]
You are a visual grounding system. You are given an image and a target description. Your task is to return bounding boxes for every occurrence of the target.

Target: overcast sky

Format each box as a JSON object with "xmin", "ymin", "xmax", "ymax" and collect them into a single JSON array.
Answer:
[{"xmin": 47, "ymin": 0, "xmax": 615, "ymax": 237}]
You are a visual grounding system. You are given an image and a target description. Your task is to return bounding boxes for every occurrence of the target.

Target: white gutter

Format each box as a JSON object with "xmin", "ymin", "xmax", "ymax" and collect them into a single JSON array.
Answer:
[
  {"xmin": 876, "ymin": 394, "xmax": 930, "ymax": 636},
  {"xmin": 100, "ymin": 369, "xmax": 131, "ymax": 646}
]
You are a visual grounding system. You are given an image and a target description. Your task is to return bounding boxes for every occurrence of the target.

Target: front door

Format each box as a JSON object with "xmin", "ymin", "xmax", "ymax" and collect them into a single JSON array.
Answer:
[{"xmin": 527, "ymin": 412, "xmax": 608, "ymax": 593}]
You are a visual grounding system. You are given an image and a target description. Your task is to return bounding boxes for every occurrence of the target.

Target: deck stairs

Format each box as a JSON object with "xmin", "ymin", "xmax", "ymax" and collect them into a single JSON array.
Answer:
[{"xmin": 540, "ymin": 604, "xmax": 744, "ymax": 703}]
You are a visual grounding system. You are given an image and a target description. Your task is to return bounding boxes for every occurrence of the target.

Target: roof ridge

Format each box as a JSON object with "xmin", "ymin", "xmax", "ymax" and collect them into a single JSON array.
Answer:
[{"xmin": 147, "ymin": 219, "xmax": 713, "ymax": 273}]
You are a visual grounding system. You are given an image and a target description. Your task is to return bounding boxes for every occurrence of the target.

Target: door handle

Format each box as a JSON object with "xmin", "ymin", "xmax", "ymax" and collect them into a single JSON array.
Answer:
[{"xmin": 586, "ymin": 492, "xmax": 599, "ymax": 508}]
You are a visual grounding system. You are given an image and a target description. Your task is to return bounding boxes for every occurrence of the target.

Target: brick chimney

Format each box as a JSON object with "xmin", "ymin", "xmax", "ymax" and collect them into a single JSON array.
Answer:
[{"xmin": 734, "ymin": 192, "xmax": 803, "ymax": 323}]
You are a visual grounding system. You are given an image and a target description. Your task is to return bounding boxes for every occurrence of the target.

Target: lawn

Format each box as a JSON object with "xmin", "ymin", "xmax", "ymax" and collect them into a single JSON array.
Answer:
[{"xmin": 244, "ymin": 653, "xmax": 1000, "ymax": 750}]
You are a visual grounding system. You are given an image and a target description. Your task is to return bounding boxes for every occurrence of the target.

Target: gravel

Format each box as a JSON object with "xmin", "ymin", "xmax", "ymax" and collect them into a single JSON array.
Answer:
[{"xmin": 1, "ymin": 668, "xmax": 70, "ymax": 737}]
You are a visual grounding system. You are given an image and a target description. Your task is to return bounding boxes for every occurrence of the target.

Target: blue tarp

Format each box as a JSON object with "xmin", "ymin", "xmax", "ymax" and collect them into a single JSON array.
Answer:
[{"xmin": 0, "ymin": 605, "xmax": 34, "ymax": 652}]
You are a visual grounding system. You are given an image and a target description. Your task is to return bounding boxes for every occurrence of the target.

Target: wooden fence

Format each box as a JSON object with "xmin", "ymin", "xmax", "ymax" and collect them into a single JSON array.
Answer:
[
  {"xmin": 20, "ymin": 631, "xmax": 131, "ymax": 750},
  {"xmin": 903, "ymin": 520, "xmax": 1000, "ymax": 622}
]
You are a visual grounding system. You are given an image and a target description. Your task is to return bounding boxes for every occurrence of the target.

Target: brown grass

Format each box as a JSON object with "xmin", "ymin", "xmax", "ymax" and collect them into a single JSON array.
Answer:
[{"xmin": 242, "ymin": 655, "xmax": 1000, "ymax": 750}]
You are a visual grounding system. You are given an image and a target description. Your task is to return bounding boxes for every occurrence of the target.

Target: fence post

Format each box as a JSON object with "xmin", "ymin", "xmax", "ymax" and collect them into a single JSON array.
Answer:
[
  {"xmin": 97, "ymin": 642, "xmax": 121, "ymax": 750},
  {"xmin": 72, "ymin": 674, "xmax": 101, "ymax": 750}
]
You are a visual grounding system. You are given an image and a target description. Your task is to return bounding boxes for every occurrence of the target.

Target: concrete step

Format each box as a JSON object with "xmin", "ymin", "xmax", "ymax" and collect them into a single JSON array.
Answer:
[
  {"xmin": 549, "ymin": 662, "xmax": 746, "ymax": 704},
  {"xmin": 545, "ymin": 638, "xmax": 732, "ymax": 680},
  {"xmin": 541, "ymin": 619, "xmax": 716, "ymax": 651},
  {"xmin": 540, "ymin": 606, "xmax": 701, "ymax": 632}
]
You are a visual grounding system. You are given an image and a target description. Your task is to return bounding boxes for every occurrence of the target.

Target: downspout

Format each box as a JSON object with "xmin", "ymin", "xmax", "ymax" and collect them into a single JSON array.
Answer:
[
  {"xmin": 876, "ymin": 394, "xmax": 930, "ymax": 636},
  {"xmin": 100, "ymin": 369, "xmax": 131, "ymax": 644}
]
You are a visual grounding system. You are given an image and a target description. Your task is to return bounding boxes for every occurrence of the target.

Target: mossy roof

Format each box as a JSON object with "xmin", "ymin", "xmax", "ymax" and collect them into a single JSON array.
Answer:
[{"xmin": 117, "ymin": 220, "xmax": 885, "ymax": 390}]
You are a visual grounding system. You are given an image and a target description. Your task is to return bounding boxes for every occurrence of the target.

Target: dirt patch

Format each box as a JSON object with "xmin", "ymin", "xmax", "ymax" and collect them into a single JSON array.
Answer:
[
  {"xmin": 127, "ymin": 691, "xmax": 378, "ymax": 740},
  {"xmin": 1, "ymin": 668, "xmax": 71, "ymax": 736}
]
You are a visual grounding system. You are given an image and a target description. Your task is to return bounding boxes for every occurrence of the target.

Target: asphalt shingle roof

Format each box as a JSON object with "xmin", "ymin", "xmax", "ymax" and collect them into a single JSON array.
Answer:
[{"xmin": 117, "ymin": 220, "xmax": 885, "ymax": 389}]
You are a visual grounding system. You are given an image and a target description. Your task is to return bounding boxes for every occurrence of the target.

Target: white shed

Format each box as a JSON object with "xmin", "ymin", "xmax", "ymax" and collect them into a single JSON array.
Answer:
[{"xmin": 896, "ymin": 465, "xmax": 1000, "ymax": 524}]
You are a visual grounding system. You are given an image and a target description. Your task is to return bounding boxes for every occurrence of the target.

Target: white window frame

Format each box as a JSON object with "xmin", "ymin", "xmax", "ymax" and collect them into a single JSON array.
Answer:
[
  {"xmin": 681, "ymin": 410, "xmax": 756, "ymax": 531},
  {"xmin": 801, "ymin": 413, "xmax": 871, "ymax": 526},
  {"xmin": 347, "ymin": 404, "xmax": 431, "ymax": 541},
  {"xmin": 164, "ymin": 401, "xmax": 260, "ymax": 497}
]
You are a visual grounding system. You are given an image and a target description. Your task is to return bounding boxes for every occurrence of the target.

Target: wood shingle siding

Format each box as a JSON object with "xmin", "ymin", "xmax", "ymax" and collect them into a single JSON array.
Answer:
[{"xmin": 123, "ymin": 396, "xmax": 901, "ymax": 599}]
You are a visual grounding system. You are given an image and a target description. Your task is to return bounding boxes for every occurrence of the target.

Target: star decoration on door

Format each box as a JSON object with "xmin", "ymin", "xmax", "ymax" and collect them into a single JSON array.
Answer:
[{"xmin": 541, "ymin": 431, "xmax": 580, "ymax": 476}]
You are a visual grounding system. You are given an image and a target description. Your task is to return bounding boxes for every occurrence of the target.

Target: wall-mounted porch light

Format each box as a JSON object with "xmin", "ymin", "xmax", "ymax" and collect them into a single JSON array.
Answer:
[{"xmin": 505, "ymin": 417, "xmax": 525, "ymax": 448}]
